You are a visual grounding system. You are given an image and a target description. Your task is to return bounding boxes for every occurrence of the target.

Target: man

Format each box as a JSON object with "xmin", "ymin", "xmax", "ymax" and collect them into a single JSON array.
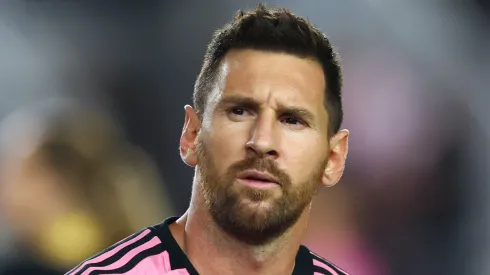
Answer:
[{"xmin": 67, "ymin": 4, "xmax": 349, "ymax": 275}]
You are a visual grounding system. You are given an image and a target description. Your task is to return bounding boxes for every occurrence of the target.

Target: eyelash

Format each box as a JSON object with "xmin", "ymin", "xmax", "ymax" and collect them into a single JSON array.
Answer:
[
  {"xmin": 229, "ymin": 107, "xmax": 250, "ymax": 116},
  {"xmin": 281, "ymin": 116, "xmax": 304, "ymax": 126},
  {"xmin": 227, "ymin": 107, "xmax": 307, "ymax": 127}
]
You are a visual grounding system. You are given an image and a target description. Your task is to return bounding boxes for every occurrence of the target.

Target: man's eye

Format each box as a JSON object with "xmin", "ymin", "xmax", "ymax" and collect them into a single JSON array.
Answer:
[
  {"xmin": 226, "ymin": 107, "xmax": 253, "ymax": 121},
  {"xmin": 230, "ymin": 108, "xmax": 246, "ymax": 116},
  {"xmin": 282, "ymin": 117, "xmax": 302, "ymax": 125}
]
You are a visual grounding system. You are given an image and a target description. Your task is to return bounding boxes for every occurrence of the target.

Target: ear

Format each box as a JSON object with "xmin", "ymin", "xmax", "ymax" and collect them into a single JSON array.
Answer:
[
  {"xmin": 321, "ymin": 129, "xmax": 349, "ymax": 187},
  {"xmin": 180, "ymin": 105, "xmax": 201, "ymax": 167}
]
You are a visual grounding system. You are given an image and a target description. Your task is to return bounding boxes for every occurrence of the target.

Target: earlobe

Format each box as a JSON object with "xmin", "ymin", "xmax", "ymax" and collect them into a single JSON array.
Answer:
[
  {"xmin": 180, "ymin": 105, "xmax": 200, "ymax": 167},
  {"xmin": 321, "ymin": 129, "xmax": 349, "ymax": 187}
]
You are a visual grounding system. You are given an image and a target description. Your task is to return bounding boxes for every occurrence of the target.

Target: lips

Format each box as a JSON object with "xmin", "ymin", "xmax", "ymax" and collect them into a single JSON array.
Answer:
[{"xmin": 236, "ymin": 170, "xmax": 280, "ymax": 185}]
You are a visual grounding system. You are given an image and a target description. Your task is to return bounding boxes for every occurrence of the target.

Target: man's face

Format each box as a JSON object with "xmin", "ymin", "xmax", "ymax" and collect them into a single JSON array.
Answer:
[{"xmin": 186, "ymin": 49, "xmax": 338, "ymax": 244}]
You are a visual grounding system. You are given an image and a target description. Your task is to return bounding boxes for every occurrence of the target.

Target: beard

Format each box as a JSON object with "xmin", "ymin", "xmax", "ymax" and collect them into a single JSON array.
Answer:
[{"xmin": 196, "ymin": 138, "xmax": 328, "ymax": 245}]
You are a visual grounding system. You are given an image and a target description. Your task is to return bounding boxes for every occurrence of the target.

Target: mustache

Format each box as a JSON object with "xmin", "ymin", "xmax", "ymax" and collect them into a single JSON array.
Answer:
[{"xmin": 227, "ymin": 157, "xmax": 292, "ymax": 187}]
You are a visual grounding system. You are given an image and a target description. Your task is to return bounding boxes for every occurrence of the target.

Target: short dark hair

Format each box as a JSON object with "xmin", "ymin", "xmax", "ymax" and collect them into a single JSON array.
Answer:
[{"xmin": 193, "ymin": 4, "xmax": 343, "ymax": 135}]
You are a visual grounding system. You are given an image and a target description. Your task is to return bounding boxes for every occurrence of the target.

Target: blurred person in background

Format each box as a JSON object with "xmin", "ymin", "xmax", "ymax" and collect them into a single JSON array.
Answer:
[{"xmin": 0, "ymin": 98, "xmax": 173, "ymax": 275}]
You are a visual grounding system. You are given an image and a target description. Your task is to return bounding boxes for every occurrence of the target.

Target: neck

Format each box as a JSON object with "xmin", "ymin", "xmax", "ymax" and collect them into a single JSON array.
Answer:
[{"xmin": 169, "ymin": 183, "xmax": 311, "ymax": 275}]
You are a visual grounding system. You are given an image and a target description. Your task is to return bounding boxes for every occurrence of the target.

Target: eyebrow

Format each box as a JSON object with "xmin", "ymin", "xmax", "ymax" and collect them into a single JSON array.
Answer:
[
  {"xmin": 217, "ymin": 95, "xmax": 316, "ymax": 123},
  {"xmin": 218, "ymin": 95, "xmax": 260, "ymax": 110},
  {"xmin": 278, "ymin": 105, "xmax": 315, "ymax": 123}
]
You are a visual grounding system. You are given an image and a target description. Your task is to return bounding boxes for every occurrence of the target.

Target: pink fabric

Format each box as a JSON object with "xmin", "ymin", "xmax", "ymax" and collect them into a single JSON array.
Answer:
[
  {"xmin": 67, "ymin": 229, "xmax": 191, "ymax": 274},
  {"xmin": 162, "ymin": 271, "xmax": 191, "ymax": 275},
  {"xmin": 161, "ymin": 250, "xmax": 190, "ymax": 275},
  {"xmin": 80, "ymin": 236, "xmax": 161, "ymax": 275},
  {"xmin": 305, "ymin": 235, "xmax": 385, "ymax": 275},
  {"xmin": 67, "ymin": 229, "xmax": 152, "ymax": 274},
  {"xmin": 313, "ymin": 259, "xmax": 340, "ymax": 275}
]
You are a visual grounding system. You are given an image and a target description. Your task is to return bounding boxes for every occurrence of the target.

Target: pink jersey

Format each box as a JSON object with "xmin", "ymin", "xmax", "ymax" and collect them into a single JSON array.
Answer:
[{"xmin": 66, "ymin": 217, "xmax": 349, "ymax": 275}]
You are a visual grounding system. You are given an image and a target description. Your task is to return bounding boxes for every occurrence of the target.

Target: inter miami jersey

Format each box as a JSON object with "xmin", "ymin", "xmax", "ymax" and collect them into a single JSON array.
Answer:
[{"xmin": 66, "ymin": 217, "xmax": 349, "ymax": 275}]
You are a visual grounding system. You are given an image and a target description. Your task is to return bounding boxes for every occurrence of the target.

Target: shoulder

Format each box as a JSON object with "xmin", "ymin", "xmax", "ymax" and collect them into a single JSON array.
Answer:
[
  {"xmin": 64, "ymin": 227, "xmax": 166, "ymax": 275},
  {"xmin": 307, "ymin": 247, "xmax": 350, "ymax": 275}
]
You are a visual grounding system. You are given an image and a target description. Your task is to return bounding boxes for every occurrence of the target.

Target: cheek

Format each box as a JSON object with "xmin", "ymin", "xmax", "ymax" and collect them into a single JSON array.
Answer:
[
  {"xmin": 280, "ymin": 137, "xmax": 327, "ymax": 182},
  {"xmin": 201, "ymin": 125, "xmax": 248, "ymax": 175}
]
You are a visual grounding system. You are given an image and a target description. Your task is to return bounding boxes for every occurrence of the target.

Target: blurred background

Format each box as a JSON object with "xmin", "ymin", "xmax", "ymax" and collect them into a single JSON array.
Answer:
[{"xmin": 0, "ymin": 1, "xmax": 488, "ymax": 274}]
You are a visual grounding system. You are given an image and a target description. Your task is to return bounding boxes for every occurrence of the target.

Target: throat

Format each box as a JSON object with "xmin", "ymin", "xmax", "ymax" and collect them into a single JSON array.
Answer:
[{"xmin": 181, "ymin": 211, "xmax": 297, "ymax": 275}]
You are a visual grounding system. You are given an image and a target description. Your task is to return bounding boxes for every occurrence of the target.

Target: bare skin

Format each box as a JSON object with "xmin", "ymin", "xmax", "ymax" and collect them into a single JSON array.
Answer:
[{"xmin": 172, "ymin": 49, "xmax": 349, "ymax": 275}]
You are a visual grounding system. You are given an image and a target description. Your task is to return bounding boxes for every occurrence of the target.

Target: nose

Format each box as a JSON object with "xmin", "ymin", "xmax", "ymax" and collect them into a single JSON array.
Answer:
[{"xmin": 245, "ymin": 113, "xmax": 279, "ymax": 159}]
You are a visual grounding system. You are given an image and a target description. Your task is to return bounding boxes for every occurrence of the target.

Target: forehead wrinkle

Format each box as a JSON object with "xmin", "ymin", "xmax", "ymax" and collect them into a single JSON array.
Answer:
[
  {"xmin": 209, "ymin": 50, "xmax": 329, "ymax": 131},
  {"xmin": 222, "ymin": 79, "xmax": 323, "ymax": 117}
]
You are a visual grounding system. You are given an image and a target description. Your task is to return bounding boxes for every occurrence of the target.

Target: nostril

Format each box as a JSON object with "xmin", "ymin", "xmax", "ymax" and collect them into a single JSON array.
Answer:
[{"xmin": 266, "ymin": 150, "xmax": 278, "ymax": 157}]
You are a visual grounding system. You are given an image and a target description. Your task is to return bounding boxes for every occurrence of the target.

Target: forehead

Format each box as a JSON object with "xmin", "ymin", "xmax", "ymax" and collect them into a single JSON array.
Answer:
[{"xmin": 215, "ymin": 49, "xmax": 326, "ymax": 111}]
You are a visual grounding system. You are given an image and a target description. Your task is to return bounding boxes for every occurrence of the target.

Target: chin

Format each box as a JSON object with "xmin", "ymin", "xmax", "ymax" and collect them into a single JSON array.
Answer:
[
  {"xmin": 235, "ymin": 201, "xmax": 277, "ymax": 222},
  {"xmin": 241, "ymin": 199, "xmax": 275, "ymax": 213}
]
